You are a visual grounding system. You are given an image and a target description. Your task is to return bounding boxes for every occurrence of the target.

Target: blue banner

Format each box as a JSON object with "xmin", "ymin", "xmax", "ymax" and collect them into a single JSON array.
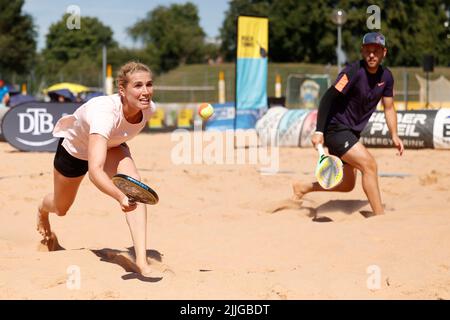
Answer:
[
  {"xmin": 236, "ymin": 16, "xmax": 269, "ymax": 129},
  {"xmin": 205, "ymin": 102, "xmax": 235, "ymax": 131}
]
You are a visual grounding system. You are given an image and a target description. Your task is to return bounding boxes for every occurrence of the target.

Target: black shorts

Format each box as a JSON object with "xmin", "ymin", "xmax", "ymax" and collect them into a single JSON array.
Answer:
[
  {"xmin": 324, "ymin": 122, "xmax": 361, "ymax": 158},
  {"xmin": 54, "ymin": 138, "xmax": 88, "ymax": 178}
]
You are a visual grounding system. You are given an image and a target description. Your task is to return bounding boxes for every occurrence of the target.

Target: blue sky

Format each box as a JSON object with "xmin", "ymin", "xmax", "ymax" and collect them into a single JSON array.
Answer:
[{"xmin": 23, "ymin": 0, "xmax": 230, "ymax": 51}]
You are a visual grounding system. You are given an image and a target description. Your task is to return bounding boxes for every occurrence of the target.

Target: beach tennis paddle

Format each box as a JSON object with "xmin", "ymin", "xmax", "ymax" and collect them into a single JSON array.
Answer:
[
  {"xmin": 112, "ymin": 174, "xmax": 159, "ymax": 205},
  {"xmin": 315, "ymin": 144, "xmax": 344, "ymax": 189}
]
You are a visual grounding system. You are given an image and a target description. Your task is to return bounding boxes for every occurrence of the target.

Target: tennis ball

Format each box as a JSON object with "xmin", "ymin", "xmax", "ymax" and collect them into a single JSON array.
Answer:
[{"xmin": 198, "ymin": 103, "xmax": 214, "ymax": 120}]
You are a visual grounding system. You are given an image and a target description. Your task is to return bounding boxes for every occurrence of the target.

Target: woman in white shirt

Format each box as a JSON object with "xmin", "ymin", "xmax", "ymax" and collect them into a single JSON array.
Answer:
[{"xmin": 37, "ymin": 61, "xmax": 159, "ymax": 277}]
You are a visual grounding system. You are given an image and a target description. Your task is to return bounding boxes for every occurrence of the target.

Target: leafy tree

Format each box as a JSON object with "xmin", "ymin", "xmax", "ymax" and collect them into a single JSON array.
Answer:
[
  {"xmin": 107, "ymin": 45, "xmax": 161, "ymax": 76},
  {"xmin": 380, "ymin": 0, "xmax": 450, "ymax": 66},
  {"xmin": 0, "ymin": 0, "xmax": 37, "ymax": 77},
  {"xmin": 128, "ymin": 2, "xmax": 206, "ymax": 71},
  {"xmin": 219, "ymin": 0, "xmax": 339, "ymax": 63},
  {"xmin": 219, "ymin": 0, "xmax": 272, "ymax": 61},
  {"xmin": 269, "ymin": 0, "xmax": 336, "ymax": 63},
  {"xmin": 219, "ymin": 0, "xmax": 450, "ymax": 66},
  {"xmin": 336, "ymin": 0, "xmax": 450, "ymax": 66},
  {"xmin": 203, "ymin": 41, "xmax": 222, "ymax": 63},
  {"xmin": 43, "ymin": 14, "xmax": 116, "ymax": 62},
  {"xmin": 38, "ymin": 14, "xmax": 116, "ymax": 86}
]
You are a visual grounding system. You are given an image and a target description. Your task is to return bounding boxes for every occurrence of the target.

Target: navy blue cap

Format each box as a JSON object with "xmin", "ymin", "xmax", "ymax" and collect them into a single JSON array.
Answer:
[{"xmin": 362, "ymin": 32, "xmax": 386, "ymax": 47}]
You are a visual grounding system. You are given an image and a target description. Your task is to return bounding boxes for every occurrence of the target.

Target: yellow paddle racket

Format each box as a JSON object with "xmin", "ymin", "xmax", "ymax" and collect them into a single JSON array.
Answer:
[{"xmin": 315, "ymin": 144, "xmax": 344, "ymax": 189}]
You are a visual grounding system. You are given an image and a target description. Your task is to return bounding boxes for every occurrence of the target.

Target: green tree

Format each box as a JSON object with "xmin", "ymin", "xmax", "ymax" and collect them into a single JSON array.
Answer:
[
  {"xmin": 39, "ymin": 14, "xmax": 116, "ymax": 86},
  {"xmin": 380, "ymin": 0, "xmax": 450, "ymax": 66},
  {"xmin": 43, "ymin": 14, "xmax": 115, "ymax": 62},
  {"xmin": 219, "ymin": 0, "xmax": 272, "ymax": 61},
  {"xmin": 269, "ymin": 0, "xmax": 336, "ymax": 63},
  {"xmin": 128, "ymin": 2, "xmax": 206, "ymax": 71},
  {"xmin": 0, "ymin": 0, "xmax": 37, "ymax": 77},
  {"xmin": 220, "ymin": 0, "xmax": 450, "ymax": 66},
  {"xmin": 337, "ymin": 0, "xmax": 450, "ymax": 66},
  {"xmin": 107, "ymin": 45, "xmax": 161, "ymax": 76},
  {"xmin": 219, "ymin": 0, "xmax": 338, "ymax": 63}
]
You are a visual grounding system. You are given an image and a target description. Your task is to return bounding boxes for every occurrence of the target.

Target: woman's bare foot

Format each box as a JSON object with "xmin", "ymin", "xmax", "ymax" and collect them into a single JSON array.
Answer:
[
  {"xmin": 37, "ymin": 232, "xmax": 62, "ymax": 252},
  {"xmin": 136, "ymin": 261, "xmax": 164, "ymax": 278},
  {"xmin": 37, "ymin": 206, "xmax": 51, "ymax": 240},
  {"xmin": 292, "ymin": 181, "xmax": 309, "ymax": 201},
  {"xmin": 360, "ymin": 210, "xmax": 385, "ymax": 218}
]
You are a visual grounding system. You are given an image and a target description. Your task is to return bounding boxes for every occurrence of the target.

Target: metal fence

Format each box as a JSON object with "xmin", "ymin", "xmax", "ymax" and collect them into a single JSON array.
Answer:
[{"xmin": 6, "ymin": 64, "xmax": 450, "ymax": 108}]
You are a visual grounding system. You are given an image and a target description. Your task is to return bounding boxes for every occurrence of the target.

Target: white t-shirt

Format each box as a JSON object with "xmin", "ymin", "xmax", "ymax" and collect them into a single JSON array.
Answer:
[{"xmin": 53, "ymin": 94, "xmax": 155, "ymax": 160}]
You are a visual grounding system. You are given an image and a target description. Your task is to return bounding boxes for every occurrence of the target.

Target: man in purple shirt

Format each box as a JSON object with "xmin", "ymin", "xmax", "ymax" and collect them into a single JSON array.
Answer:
[{"xmin": 293, "ymin": 32, "xmax": 404, "ymax": 217}]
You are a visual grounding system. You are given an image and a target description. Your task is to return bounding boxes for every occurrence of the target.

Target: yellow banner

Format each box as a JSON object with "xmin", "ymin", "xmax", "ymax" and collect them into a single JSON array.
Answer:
[
  {"xmin": 177, "ymin": 108, "xmax": 193, "ymax": 128},
  {"xmin": 237, "ymin": 16, "xmax": 268, "ymax": 59},
  {"xmin": 148, "ymin": 108, "xmax": 165, "ymax": 129}
]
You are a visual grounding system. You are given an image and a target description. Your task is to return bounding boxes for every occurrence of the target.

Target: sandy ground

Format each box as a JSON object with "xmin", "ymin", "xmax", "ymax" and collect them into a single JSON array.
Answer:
[{"xmin": 0, "ymin": 132, "xmax": 449, "ymax": 300}]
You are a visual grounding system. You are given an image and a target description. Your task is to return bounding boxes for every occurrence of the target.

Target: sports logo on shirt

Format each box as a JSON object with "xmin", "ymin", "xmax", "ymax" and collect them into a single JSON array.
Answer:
[
  {"xmin": 377, "ymin": 82, "xmax": 385, "ymax": 87},
  {"xmin": 334, "ymin": 74, "xmax": 349, "ymax": 92}
]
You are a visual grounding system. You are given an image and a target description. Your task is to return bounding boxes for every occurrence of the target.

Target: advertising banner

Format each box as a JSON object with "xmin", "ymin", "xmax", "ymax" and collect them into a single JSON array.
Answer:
[
  {"xmin": 255, "ymin": 107, "xmax": 288, "ymax": 146},
  {"xmin": 361, "ymin": 110, "xmax": 437, "ymax": 149},
  {"xmin": 286, "ymin": 75, "xmax": 330, "ymax": 109},
  {"xmin": 277, "ymin": 109, "xmax": 308, "ymax": 147},
  {"xmin": 236, "ymin": 15, "xmax": 269, "ymax": 129},
  {"xmin": 255, "ymin": 108, "xmax": 450, "ymax": 150},
  {"xmin": 299, "ymin": 110, "xmax": 318, "ymax": 147},
  {"xmin": 205, "ymin": 102, "xmax": 236, "ymax": 131},
  {"xmin": 1, "ymin": 102, "xmax": 80, "ymax": 152},
  {"xmin": 433, "ymin": 108, "xmax": 450, "ymax": 149}
]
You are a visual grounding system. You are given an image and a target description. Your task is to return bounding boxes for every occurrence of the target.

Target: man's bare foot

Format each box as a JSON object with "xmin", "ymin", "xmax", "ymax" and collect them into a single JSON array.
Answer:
[
  {"xmin": 292, "ymin": 181, "xmax": 308, "ymax": 201},
  {"xmin": 37, "ymin": 206, "xmax": 51, "ymax": 240},
  {"xmin": 267, "ymin": 198, "xmax": 303, "ymax": 214}
]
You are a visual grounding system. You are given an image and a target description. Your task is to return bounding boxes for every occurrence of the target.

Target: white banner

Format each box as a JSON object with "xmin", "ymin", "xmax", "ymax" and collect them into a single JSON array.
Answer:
[
  {"xmin": 277, "ymin": 109, "xmax": 308, "ymax": 147},
  {"xmin": 433, "ymin": 108, "xmax": 450, "ymax": 149},
  {"xmin": 255, "ymin": 107, "xmax": 288, "ymax": 146}
]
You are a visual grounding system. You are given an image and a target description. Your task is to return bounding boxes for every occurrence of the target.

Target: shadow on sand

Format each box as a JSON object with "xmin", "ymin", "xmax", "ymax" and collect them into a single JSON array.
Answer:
[
  {"xmin": 267, "ymin": 198, "xmax": 372, "ymax": 222},
  {"xmin": 91, "ymin": 247, "xmax": 169, "ymax": 282}
]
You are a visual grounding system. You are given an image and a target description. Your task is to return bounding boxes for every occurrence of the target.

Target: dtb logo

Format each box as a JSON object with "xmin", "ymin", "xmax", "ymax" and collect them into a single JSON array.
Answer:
[
  {"xmin": 18, "ymin": 108, "xmax": 54, "ymax": 135},
  {"xmin": 1, "ymin": 102, "xmax": 80, "ymax": 151}
]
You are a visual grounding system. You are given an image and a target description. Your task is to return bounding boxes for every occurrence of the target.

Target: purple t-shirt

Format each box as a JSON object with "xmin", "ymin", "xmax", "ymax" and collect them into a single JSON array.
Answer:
[{"xmin": 329, "ymin": 60, "xmax": 394, "ymax": 133}]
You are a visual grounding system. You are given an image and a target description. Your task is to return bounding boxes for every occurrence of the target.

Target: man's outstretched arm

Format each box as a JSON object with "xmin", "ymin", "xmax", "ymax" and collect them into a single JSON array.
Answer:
[{"xmin": 382, "ymin": 96, "xmax": 404, "ymax": 156}]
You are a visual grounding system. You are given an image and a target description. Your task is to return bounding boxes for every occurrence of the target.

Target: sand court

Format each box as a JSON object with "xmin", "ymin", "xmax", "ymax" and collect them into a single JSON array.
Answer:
[{"xmin": 0, "ymin": 132, "xmax": 449, "ymax": 299}]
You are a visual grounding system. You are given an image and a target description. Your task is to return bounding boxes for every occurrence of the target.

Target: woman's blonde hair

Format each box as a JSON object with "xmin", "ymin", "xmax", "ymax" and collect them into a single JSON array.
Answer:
[{"xmin": 116, "ymin": 61, "xmax": 152, "ymax": 88}]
